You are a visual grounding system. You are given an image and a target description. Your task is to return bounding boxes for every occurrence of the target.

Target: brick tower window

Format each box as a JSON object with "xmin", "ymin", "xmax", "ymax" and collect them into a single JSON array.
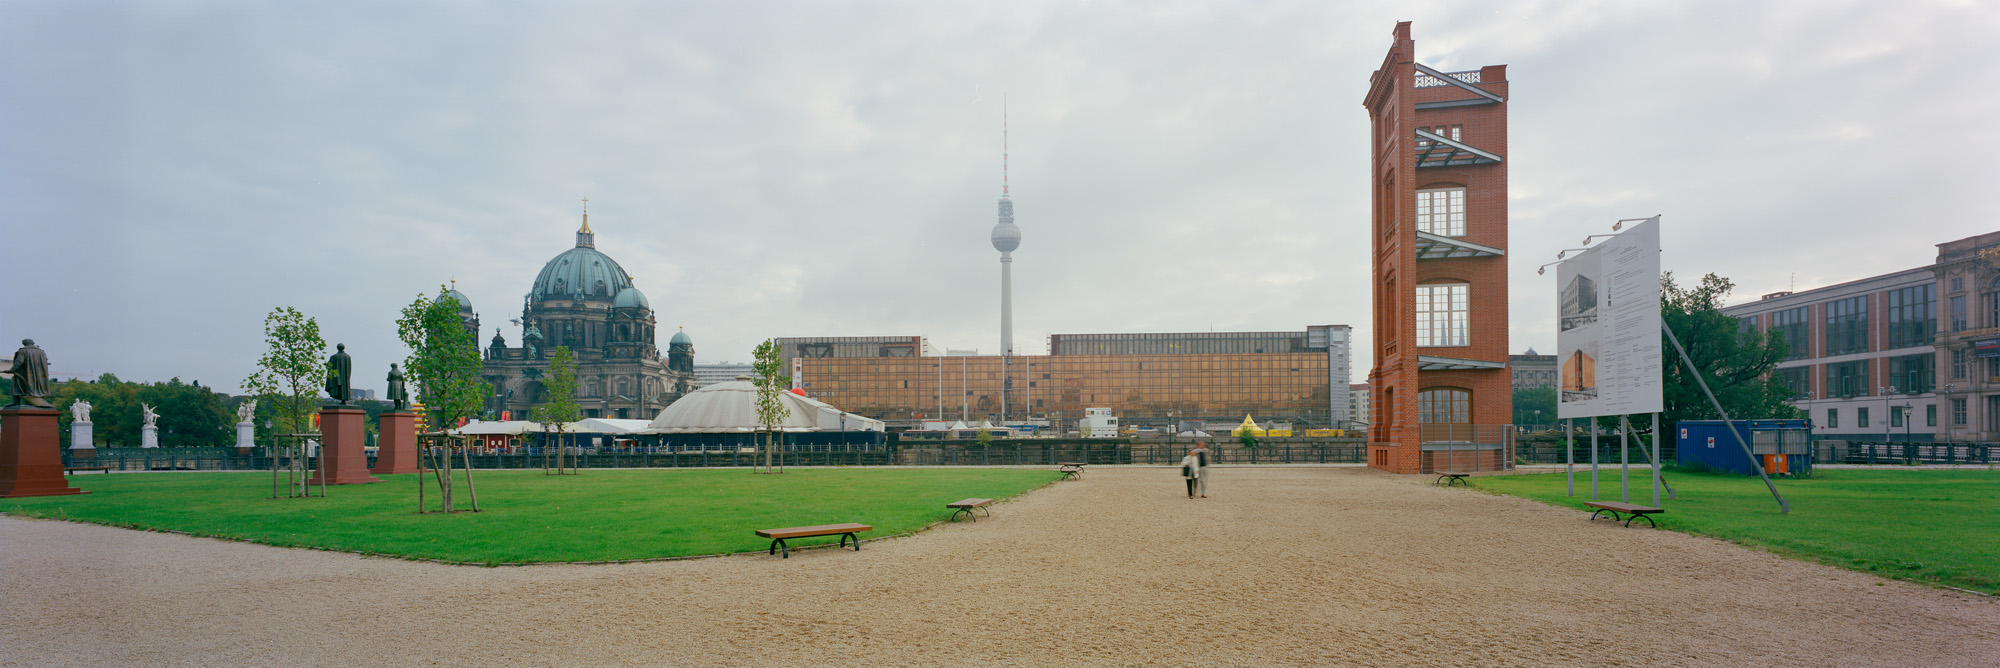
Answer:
[
  {"xmin": 1416, "ymin": 283, "xmax": 1470, "ymax": 347},
  {"xmin": 1418, "ymin": 388, "xmax": 1470, "ymax": 423},
  {"xmin": 1415, "ymin": 188, "xmax": 1465, "ymax": 236}
]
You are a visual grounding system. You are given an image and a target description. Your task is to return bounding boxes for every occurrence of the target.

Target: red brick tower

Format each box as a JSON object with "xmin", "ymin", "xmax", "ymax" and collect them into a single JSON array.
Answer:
[{"xmin": 1362, "ymin": 23, "xmax": 1512, "ymax": 474}]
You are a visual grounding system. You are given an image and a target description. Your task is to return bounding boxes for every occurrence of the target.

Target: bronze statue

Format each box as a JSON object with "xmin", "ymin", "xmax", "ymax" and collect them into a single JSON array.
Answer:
[
  {"xmin": 387, "ymin": 363, "xmax": 409, "ymax": 411},
  {"xmin": 325, "ymin": 343, "xmax": 353, "ymax": 405},
  {"xmin": 8, "ymin": 339, "xmax": 52, "ymax": 408}
]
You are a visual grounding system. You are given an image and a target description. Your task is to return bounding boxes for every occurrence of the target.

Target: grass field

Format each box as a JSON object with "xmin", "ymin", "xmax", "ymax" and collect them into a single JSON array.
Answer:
[
  {"xmin": 0, "ymin": 468, "xmax": 1063, "ymax": 564},
  {"xmin": 1474, "ymin": 467, "xmax": 2000, "ymax": 595}
]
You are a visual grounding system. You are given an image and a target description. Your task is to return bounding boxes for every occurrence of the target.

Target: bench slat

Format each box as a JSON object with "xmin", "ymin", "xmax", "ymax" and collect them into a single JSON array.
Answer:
[
  {"xmin": 756, "ymin": 523, "xmax": 872, "ymax": 539},
  {"xmin": 947, "ymin": 498, "xmax": 993, "ymax": 509},
  {"xmin": 1585, "ymin": 501, "xmax": 1663, "ymax": 513}
]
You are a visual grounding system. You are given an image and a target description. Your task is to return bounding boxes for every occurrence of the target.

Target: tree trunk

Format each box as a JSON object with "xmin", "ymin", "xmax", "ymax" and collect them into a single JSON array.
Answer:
[{"xmin": 461, "ymin": 435, "xmax": 480, "ymax": 512}]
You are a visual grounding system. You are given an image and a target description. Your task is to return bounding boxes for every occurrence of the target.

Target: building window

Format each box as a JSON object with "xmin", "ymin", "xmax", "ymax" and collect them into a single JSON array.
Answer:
[
  {"xmin": 1990, "ymin": 356, "xmax": 2000, "ymax": 380},
  {"xmin": 1952, "ymin": 398, "xmax": 1967, "ymax": 426},
  {"xmin": 1415, "ymin": 188, "xmax": 1466, "ymax": 236},
  {"xmin": 1890, "ymin": 406, "xmax": 1904, "ymax": 429},
  {"xmin": 1951, "ymin": 295, "xmax": 1967, "ymax": 332},
  {"xmin": 1858, "ymin": 407, "xmax": 1870, "ymax": 428},
  {"xmin": 1826, "ymin": 408, "xmax": 1839, "ymax": 429},
  {"xmin": 1825, "ymin": 296, "xmax": 1868, "ymax": 355},
  {"xmin": 1989, "ymin": 278, "xmax": 2000, "ymax": 328},
  {"xmin": 1953, "ymin": 349, "xmax": 1968, "ymax": 379},
  {"xmin": 1887, "ymin": 354, "xmax": 1934, "ymax": 395},
  {"xmin": 1927, "ymin": 404, "xmax": 1937, "ymax": 427},
  {"xmin": 1417, "ymin": 388, "xmax": 1470, "ymax": 423},
  {"xmin": 1953, "ymin": 277, "xmax": 1964, "ymax": 292},
  {"xmin": 1772, "ymin": 306, "xmax": 1810, "ymax": 360},
  {"xmin": 1776, "ymin": 367, "xmax": 1811, "ymax": 398},
  {"xmin": 1415, "ymin": 283, "xmax": 1470, "ymax": 347},
  {"xmin": 1825, "ymin": 361, "xmax": 1870, "ymax": 398},
  {"xmin": 1886, "ymin": 285, "xmax": 1934, "ymax": 349}
]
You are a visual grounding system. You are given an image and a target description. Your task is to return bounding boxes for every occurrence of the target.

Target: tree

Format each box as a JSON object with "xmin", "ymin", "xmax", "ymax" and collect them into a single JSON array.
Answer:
[
  {"xmin": 1513, "ymin": 386, "xmax": 1556, "ymax": 429},
  {"xmin": 396, "ymin": 287, "xmax": 487, "ymax": 434},
  {"xmin": 1238, "ymin": 426, "xmax": 1259, "ymax": 463},
  {"xmin": 242, "ymin": 307, "xmax": 328, "ymax": 444},
  {"xmin": 529, "ymin": 346, "xmax": 581, "ymax": 474},
  {"xmin": 1660, "ymin": 272, "xmax": 1802, "ymax": 433},
  {"xmin": 751, "ymin": 339, "xmax": 790, "ymax": 474}
]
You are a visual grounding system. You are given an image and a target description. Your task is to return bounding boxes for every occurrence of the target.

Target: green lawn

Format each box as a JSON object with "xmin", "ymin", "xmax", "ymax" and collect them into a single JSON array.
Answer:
[
  {"xmin": 0, "ymin": 468, "xmax": 1062, "ymax": 564},
  {"xmin": 1474, "ymin": 468, "xmax": 2000, "ymax": 594}
]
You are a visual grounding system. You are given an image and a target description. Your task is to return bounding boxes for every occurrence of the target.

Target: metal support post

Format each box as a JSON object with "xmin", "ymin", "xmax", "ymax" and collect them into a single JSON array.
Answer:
[
  {"xmin": 1620, "ymin": 415, "xmax": 1631, "ymax": 503},
  {"xmin": 1590, "ymin": 422, "xmax": 1599, "ymax": 499},
  {"xmin": 1565, "ymin": 418, "xmax": 1574, "ymax": 496},
  {"xmin": 1664, "ymin": 321, "xmax": 1788, "ymax": 513}
]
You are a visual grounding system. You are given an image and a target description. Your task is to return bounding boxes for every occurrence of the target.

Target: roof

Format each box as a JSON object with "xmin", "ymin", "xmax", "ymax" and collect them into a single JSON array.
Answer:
[
  {"xmin": 639, "ymin": 380, "xmax": 884, "ymax": 434},
  {"xmin": 669, "ymin": 329, "xmax": 693, "ymax": 345},
  {"xmin": 612, "ymin": 286, "xmax": 650, "ymax": 310},
  {"xmin": 529, "ymin": 245, "xmax": 635, "ymax": 303}
]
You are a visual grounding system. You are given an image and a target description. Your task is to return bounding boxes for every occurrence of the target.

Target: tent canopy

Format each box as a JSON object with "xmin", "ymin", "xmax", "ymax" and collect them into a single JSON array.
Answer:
[{"xmin": 639, "ymin": 380, "xmax": 885, "ymax": 434}]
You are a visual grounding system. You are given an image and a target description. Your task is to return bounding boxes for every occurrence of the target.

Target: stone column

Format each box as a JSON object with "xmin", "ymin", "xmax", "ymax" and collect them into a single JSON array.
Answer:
[
  {"xmin": 234, "ymin": 421, "xmax": 255, "ymax": 456},
  {"xmin": 310, "ymin": 407, "xmax": 379, "ymax": 485},
  {"xmin": 372, "ymin": 411, "xmax": 418, "ymax": 475},
  {"xmin": 0, "ymin": 406, "xmax": 86, "ymax": 498},
  {"xmin": 69, "ymin": 421, "xmax": 96, "ymax": 460},
  {"xmin": 140, "ymin": 425, "xmax": 159, "ymax": 448}
]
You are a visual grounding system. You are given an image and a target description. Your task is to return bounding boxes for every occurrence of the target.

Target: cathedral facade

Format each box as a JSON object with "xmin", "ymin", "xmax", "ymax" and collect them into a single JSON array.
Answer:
[{"xmin": 468, "ymin": 213, "xmax": 696, "ymax": 420}]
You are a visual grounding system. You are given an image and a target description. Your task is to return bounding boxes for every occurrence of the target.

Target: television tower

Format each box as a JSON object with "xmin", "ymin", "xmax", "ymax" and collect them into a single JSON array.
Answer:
[{"xmin": 990, "ymin": 100, "xmax": 1022, "ymax": 422}]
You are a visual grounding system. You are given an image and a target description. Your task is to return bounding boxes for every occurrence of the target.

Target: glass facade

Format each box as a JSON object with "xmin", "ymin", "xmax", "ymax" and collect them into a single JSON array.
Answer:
[
  {"xmin": 1825, "ymin": 296, "xmax": 1868, "ymax": 355},
  {"xmin": 1885, "ymin": 284, "xmax": 1935, "ymax": 349},
  {"xmin": 1887, "ymin": 353, "xmax": 1933, "ymax": 394},
  {"xmin": 1771, "ymin": 306, "xmax": 1810, "ymax": 360},
  {"xmin": 798, "ymin": 353, "xmax": 1334, "ymax": 426},
  {"xmin": 1826, "ymin": 360, "xmax": 1870, "ymax": 398},
  {"xmin": 1048, "ymin": 332, "xmax": 1309, "ymax": 356}
]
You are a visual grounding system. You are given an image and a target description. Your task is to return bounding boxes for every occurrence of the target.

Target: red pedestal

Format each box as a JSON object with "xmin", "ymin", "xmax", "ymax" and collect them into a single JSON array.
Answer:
[
  {"xmin": 0, "ymin": 406, "xmax": 86, "ymax": 498},
  {"xmin": 372, "ymin": 411, "xmax": 418, "ymax": 475},
  {"xmin": 312, "ymin": 407, "xmax": 379, "ymax": 485}
]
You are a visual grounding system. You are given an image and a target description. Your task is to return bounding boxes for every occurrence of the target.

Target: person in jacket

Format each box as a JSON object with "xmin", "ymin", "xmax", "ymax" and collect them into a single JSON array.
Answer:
[
  {"xmin": 1179, "ymin": 448, "xmax": 1201, "ymax": 499},
  {"xmin": 1189, "ymin": 440, "xmax": 1211, "ymax": 498}
]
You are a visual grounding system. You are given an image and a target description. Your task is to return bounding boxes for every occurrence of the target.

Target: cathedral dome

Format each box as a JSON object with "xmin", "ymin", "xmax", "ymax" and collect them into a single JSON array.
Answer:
[
  {"xmin": 669, "ymin": 329, "xmax": 693, "ymax": 346},
  {"xmin": 613, "ymin": 286, "xmax": 650, "ymax": 310},
  {"xmin": 529, "ymin": 246, "xmax": 634, "ymax": 303},
  {"xmin": 444, "ymin": 289, "xmax": 475, "ymax": 315}
]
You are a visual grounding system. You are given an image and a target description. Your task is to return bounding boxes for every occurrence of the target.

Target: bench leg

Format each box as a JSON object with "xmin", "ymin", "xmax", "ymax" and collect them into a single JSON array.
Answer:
[
  {"xmin": 839, "ymin": 532, "xmax": 860, "ymax": 551},
  {"xmin": 770, "ymin": 538, "xmax": 790, "ymax": 558},
  {"xmin": 1589, "ymin": 508, "xmax": 1621, "ymax": 523},
  {"xmin": 1451, "ymin": 477, "xmax": 1467, "ymax": 487},
  {"xmin": 951, "ymin": 507, "xmax": 972, "ymax": 522},
  {"xmin": 1628, "ymin": 513, "xmax": 1657, "ymax": 529},
  {"xmin": 980, "ymin": 506, "xmax": 991, "ymax": 518}
]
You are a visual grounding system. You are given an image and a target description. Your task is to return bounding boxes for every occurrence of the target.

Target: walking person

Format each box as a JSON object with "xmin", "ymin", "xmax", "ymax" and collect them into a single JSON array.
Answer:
[
  {"xmin": 1190, "ymin": 440, "xmax": 1211, "ymax": 498},
  {"xmin": 1179, "ymin": 448, "xmax": 1201, "ymax": 499}
]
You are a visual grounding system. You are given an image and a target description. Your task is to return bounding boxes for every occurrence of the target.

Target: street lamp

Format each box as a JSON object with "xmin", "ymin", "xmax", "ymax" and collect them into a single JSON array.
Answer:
[
  {"xmin": 1942, "ymin": 384, "xmax": 1955, "ymax": 444},
  {"xmin": 1904, "ymin": 401, "xmax": 1914, "ymax": 444}
]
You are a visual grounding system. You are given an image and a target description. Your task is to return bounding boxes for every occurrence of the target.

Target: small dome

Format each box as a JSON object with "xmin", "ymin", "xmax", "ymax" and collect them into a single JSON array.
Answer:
[
  {"xmin": 670, "ymin": 330, "xmax": 693, "ymax": 346},
  {"xmin": 612, "ymin": 287, "xmax": 650, "ymax": 310},
  {"xmin": 444, "ymin": 289, "xmax": 475, "ymax": 315}
]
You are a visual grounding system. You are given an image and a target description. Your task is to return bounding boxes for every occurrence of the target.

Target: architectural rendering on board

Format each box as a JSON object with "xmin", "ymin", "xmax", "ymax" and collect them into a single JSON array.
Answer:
[{"xmin": 1362, "ymin": 22, "xmax": 1513, "ymax": 474}]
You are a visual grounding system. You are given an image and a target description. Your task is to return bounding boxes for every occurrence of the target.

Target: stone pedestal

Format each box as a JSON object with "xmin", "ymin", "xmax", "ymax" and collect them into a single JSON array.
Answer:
[
  {"xmin": 140, "ymin": 425, "xmax": 158, "ymax": 448},
  {"xmin": 372, "ymin": 411, "xmax": 418, "ymax": 475},
  {"xmin": 0, "ymin": 406, "xmax": 87, "ymax": 498},
  {"xmin": 311, "ymin": 407, "xmax": 378, "ymax": 485},
  {"xmin": 70, "ymin": 421, "xmax": 96, "ymax": 459},
  {"xmin": 235, "ymin": 422, "xmax": 256, "ymax": 456}
]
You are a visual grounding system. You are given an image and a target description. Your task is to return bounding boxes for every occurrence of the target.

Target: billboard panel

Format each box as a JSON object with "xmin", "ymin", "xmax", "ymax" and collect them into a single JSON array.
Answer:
[{"xmin": 1557, "ymin": 216, "xmax": 1664, "ymax": 418}]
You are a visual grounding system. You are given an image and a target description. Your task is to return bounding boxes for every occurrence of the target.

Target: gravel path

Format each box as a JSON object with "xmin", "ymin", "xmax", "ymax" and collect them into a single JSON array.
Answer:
[{"xmin": 3, "ymin": 467, "xmax": 1996, "ymax": 667}]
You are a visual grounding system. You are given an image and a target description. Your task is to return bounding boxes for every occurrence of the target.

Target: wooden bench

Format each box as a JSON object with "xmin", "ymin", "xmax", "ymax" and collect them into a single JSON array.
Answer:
[
  {"xmin": 754, "ymin": 523, "xmax": 872, "ymax": 559},
  {"xmin": 1433, "ymin": 471, "xmax": 1470, "ymax": 486},
  {"xmin": 947, "ymin": 498, "xmax": 993, "ymax": 522},
  {"xmin": 1584, "ymin": 501, "xmax": 1666, "ymax": 528},
  {"xmin": 1058, "ymin": 462, "xmax": 1085, "ymax": 480},
  {"xmin": 64, "ymin": 465, "xmax": 112, "ymax": 474}
]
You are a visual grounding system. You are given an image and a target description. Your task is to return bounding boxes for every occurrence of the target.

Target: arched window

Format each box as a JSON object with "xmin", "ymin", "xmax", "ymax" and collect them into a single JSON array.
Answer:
[{"xmin": 586, "ymin": 378, "xmax": 600, "ymax": 397}]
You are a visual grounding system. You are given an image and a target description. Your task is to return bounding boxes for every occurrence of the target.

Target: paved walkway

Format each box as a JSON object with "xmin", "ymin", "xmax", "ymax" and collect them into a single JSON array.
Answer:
[{"xmin": 3, "ymin": 467, "xmax": 1996, "ymax": 667}]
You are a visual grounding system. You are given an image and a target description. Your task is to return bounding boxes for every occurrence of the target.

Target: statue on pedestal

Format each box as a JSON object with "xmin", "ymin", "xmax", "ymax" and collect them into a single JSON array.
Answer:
[
  {"xmin": 72, "ymin": 400, "xmax": 92, "ymax": 423},
  {"xmin": 8, "ymin": 339, "xmax": 52, "ymax": 408},
  {"xmin": 237, "ymin": 399, "xmax": 257, "ymax": 424},
  {"xmin": 325, "ymin": 343, "xmax": 352, "ymax": 405},
  {"xmin": 386, "ymin": 363, "xmax": 409, "ymax": 411},
  {"xmin": 141, "ymin": 403, "xmax": 158, "ymax": 428}
]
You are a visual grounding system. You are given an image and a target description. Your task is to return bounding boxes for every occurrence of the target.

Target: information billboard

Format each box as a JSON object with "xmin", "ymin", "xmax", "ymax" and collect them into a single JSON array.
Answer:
[{"xmin": 1556, "ymin": 216, "xmax": 1663, "ymax": 418}]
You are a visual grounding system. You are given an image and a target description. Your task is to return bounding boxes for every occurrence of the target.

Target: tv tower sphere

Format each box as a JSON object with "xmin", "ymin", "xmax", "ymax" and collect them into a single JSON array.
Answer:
[{"xmin": 992, "ymin": 201, "xmax": 1020, "ymax": 252}]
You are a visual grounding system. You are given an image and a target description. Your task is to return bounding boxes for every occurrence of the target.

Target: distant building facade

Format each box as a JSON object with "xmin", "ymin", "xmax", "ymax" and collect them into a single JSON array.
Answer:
[
  {"xmin": 1348, "ymin": 382, "xmax": 1371, "ymax": 431},
  {"xmin": 472, "ymin": 212, "xmax": 697, "ymax": 421},
  {"xmin": 1510, "ymin": 349, "xmax": 1557, "ymax": 390},
  {"xmin": 692, "ymin": 363, "xmax": 754, "ymax": 389}
]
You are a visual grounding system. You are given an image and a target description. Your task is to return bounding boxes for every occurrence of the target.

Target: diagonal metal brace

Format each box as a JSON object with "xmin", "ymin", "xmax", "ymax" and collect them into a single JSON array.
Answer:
[{"xmin": 1415, "ymin": 63, "xmax": 1504, "ymax": 103}]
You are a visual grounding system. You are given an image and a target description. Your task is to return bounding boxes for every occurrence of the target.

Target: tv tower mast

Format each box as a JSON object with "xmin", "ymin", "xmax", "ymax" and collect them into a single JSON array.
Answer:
[{"xmin": 991, "ymin": 99, "xmax": 1022, "ymax": 423}]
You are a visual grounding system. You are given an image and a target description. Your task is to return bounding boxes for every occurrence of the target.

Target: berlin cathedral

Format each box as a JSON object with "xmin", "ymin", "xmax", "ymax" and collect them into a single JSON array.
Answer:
[{"xmin": 452, "ymin": 211, "xmax": 696, "ymax": 420}]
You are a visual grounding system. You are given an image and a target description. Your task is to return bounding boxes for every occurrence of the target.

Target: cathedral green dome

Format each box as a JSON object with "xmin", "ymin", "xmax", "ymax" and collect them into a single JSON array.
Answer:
[
  {"xmin": 613, "ymin": 286, "xmax": 651, "ymax": 310},
  {"xmin": 529, "ymin": 245, "xmax": 633, "ymax": 303},
  {"xmin": 444, "ymin": 289, "xmax": 475, "ymax": 315},
  {"xmin": 670, "ymin": 329, "xmax": 693, "ymax": 345}
]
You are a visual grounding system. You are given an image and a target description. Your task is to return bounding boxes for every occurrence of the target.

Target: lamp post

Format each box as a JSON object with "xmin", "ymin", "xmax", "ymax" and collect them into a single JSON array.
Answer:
[
  {"xmin": 1904, "ymin": 401, "xmax": 1914, "ymax": 444},
  {"xmin": 1942, "ymin": 383, "xmax": 1955, "ymax": 444}
]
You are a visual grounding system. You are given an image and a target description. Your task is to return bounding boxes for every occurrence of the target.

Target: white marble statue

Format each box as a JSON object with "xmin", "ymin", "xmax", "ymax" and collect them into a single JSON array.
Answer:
[
  {"xmin": 72, "ymin": 400, "xmax": 92, "ymax": 423},
  {"xmin": 141, "ymin": 403, "xmax": 158, "ymax": 427},
  {"xmin": 237, "ymin": 399, "xmax": 257, "ymax": 424}
]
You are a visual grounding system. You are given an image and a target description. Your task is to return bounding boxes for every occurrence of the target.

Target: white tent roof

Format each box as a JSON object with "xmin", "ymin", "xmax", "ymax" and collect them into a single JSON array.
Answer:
[
  {"xmin": 947, "ymin": 420, "xmax": 970, "ymax": 430},
  {"xmin": 451, "ymin": 420, "xmax": 544, "ymax": 436},
  {"xmin": 639, "ymin": 380, "xmax": 884, "ymax": 434},
  {"xmin": 570, "ymin": 418, "xmax": 653, "ymax": 434}
]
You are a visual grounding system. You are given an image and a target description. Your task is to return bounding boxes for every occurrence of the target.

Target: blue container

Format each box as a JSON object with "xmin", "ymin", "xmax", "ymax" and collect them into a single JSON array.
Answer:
[{"xmin": 1675, "ymin": 419, "xmax": 1812, "ymax": 476}]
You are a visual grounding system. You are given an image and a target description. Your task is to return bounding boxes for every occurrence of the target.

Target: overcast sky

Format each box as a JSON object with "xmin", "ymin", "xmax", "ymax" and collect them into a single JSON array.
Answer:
[{"xmin": 4, "ymin": 0, "xmax": 1995, "ymax": 395}]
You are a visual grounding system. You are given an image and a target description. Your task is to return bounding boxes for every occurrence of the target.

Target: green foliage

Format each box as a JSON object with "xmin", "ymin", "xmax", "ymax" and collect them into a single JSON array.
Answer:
[
  {"xmin": 242, "ymin": 307, "xmax": 327, "ymax": 437},
  {"xmin": 973, "ymin": 428, "xmax": 994, "ymax": 450},
  {"xmin": 0, "ymin": 468, "xmax": 1063, "ymax": 564},
  {"xmin": 1475, "ymin": 469, "xmax": 2000, "ymax": 595},
  {"xmin": 1239, "ymin": 428, "xmax": 1258, "ymax": 450},
  {"xmin": 751, "ymin": 339, "xmax": 790, "ymax": 469},
  {"xmin": 1661, "ymin": 272, "xmax": 1802, "ymax": 432},
  {"xmin": 397, "ymin": 286, "xmax": 486, "ymax": 432},
  {"xmin": 529, "ymin": 346, "xmax": 581, "ymax": 425},
  {"xmin": 53, "ymin": 375, "xmax": 232, "ymax": 447},
  {"xmin": 1513, "ymin": 386, "xmax": 1557, "ymax": 427}
]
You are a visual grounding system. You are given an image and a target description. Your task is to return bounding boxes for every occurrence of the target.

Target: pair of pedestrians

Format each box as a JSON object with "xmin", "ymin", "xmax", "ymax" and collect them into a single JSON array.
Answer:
[{"xmin": 1179, "ymin": 442, "xmax": 1211, "ymax": 499}]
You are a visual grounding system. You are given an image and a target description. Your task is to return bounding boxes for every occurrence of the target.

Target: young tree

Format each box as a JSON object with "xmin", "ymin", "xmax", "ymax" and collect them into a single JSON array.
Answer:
[
  {"xmin": 751, "ymin": 339, "xmax": 790, "ymax": 474},
  {"xmin": 529, "ymin": 346, "xmax": 581, "ymax": 474},
  {"xmin": 396, "ymin": 287, "xmax": 488, "ymax": 433},
  {"xmin": 1660, "ymin": 272, "xmax": 1802, "ymax": 433},
  {"xmin": 242, "ymin": 307, "xmax": 328, "ymax": 444}
]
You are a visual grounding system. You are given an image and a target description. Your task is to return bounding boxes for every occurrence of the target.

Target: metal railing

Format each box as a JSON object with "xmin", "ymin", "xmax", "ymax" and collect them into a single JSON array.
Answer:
[{"xmin": 1414, "ymin": 70, "xmax": 1480, "ymax": 88}]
